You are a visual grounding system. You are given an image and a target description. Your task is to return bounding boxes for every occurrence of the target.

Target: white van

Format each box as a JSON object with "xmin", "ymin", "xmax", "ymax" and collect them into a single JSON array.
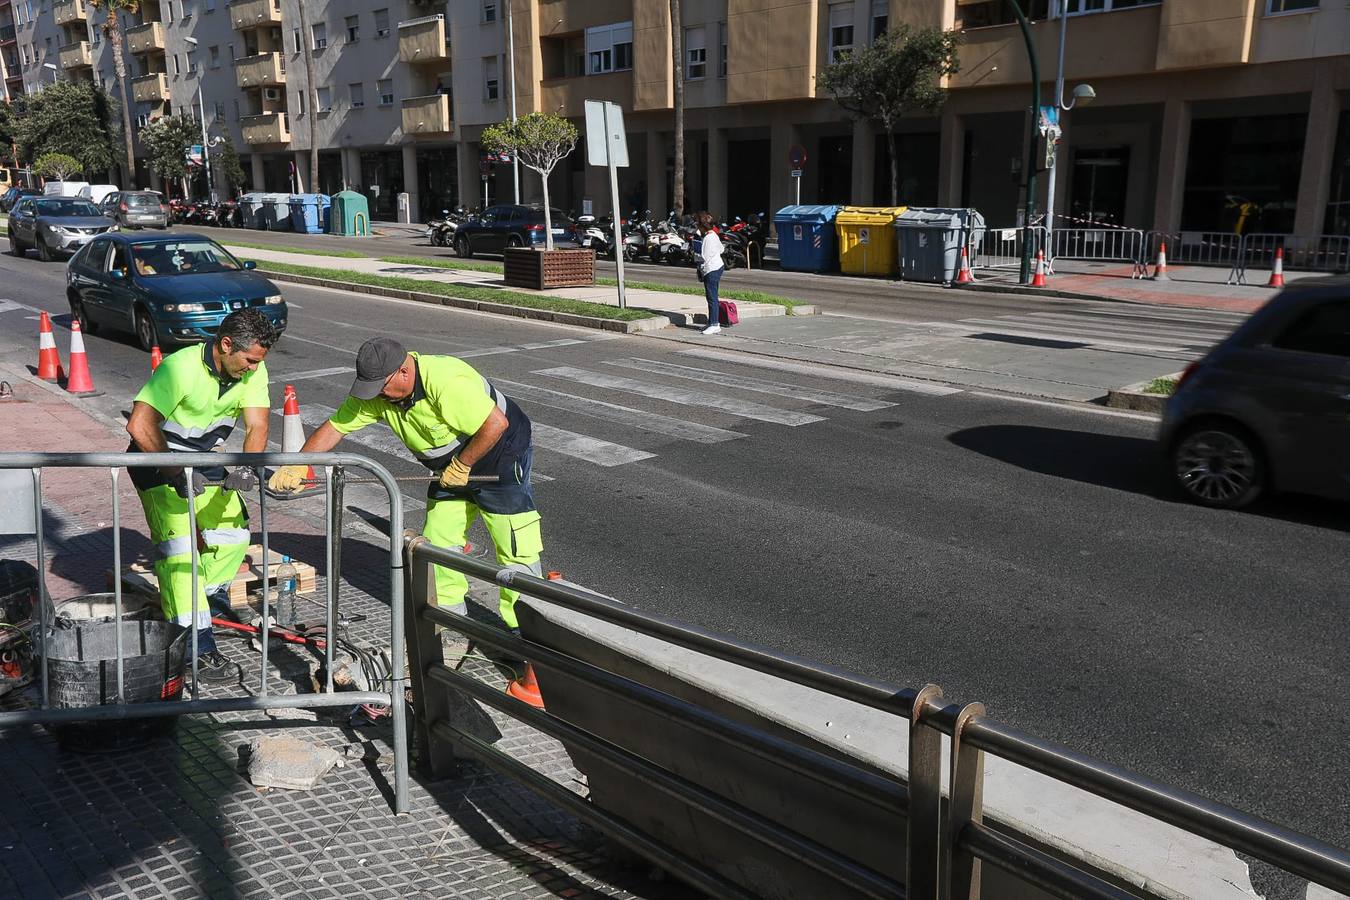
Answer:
[
  {"xmin": 77, "ymin": 184, "xmax": 119, "ymax": 205},
  {"xmin": 42, "ymin": 181, "xmax": 90, "ymax": 198}
]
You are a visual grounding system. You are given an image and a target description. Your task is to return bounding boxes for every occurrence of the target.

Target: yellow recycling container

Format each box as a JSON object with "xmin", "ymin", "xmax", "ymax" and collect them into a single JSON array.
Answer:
[{"xmin": 835, "ymin": 206, "xmax": 907, "ymax": 276}]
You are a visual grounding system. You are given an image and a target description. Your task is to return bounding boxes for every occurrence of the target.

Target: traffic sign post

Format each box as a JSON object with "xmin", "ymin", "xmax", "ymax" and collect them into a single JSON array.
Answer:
[
  {"xmin": 585, "ymin": 99, "xmax": 631, "ymax": 309},
  {"xmin": 788, "ymin": 144, "xmax": 807, "ymax": 207}
]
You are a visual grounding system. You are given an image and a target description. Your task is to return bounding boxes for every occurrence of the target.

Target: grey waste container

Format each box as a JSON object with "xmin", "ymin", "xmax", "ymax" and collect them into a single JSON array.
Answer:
[
  {"xmin": 238, "ymin": 192, "xmax": 267, "ymax": 229},
  {"xmin": 893, "ymin": 208, "xmax": 985, "ymax": 284},
  {"xmin": 259, "ymin": 193, "xmax": 294, "ymax": 231}
]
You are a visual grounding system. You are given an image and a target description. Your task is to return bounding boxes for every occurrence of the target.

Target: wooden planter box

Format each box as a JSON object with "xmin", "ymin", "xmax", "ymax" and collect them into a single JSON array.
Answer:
[{"xmin": 503, "ymin": 247, "xmax": 596, "ymax": 290}]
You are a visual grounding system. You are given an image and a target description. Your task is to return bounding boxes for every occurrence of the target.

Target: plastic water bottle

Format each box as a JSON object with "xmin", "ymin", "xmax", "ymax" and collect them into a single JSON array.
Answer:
[{"xmin": 276, "ymin": 556, "xmax": 298, "ymax": 626}]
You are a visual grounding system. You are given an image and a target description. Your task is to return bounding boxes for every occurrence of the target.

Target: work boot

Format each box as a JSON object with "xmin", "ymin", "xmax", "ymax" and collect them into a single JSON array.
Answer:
[{"xmin": 195, "ymin": 649, "xmax": 240, "ymax": 683}]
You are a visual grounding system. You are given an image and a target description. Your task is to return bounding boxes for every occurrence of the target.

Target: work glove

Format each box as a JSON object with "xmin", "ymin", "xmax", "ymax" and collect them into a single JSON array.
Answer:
[
  {"xmin": 222, "ymin": 467, "xmax": 258, "ymax": 493},
  {"xmin": 170, "ymin": 469, "xmax": 207, "ymax": 499},
  {"xmin": 267, "ymin": 465, "xmax": 310, "ymax": 494},
  {"xmin": 438, "ymin": 456, "xmax": 472, "ymax": 490}
]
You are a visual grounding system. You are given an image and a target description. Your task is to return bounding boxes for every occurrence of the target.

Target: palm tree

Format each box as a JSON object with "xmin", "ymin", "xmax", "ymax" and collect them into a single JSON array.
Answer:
[
  {"xmin": 87, "ymin": 0, "xmax": 138, "ymax": 186},
  {"xmin": 296, "ymin": 0, "xmax": 319, "ymax": 191},
  {"xmin": 669, "ymin": 0, "xmax": 684, "ymax": 217}
]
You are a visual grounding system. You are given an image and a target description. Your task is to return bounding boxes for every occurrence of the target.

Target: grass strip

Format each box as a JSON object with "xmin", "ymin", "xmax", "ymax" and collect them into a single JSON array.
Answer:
[
  {"xmin": 376, "ymin": 254, "xmax": 505, "ymax": 274},
  {"xmin": 244, "ymin": 258, "xmax": 655, "ymax": 321},
  {"xmin": 1143, "ymin": 377, "xmax": 1178, "ymax": 396},
  {"xmin": 224, "ymin": 239, "xmax": 368, "ymax": 258}
]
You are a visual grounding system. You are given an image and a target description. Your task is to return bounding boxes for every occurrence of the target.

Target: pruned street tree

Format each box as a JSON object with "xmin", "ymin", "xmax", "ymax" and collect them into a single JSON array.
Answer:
[
  {"xmin": 87, "ymin": 0, "xmax": 139, "ymax": 186},
  {"xmin": 18, "ymin": 81, "xmax": 123, "ymax": 179},
  {"xmin": 141, "ymin": 115, "xmax": 202, "ymax": 197},
  {"xmin": 212, "ymin": 131, "xmax": 248, "ymax": 195},
  {"xmin": 481, "ymin": 112, "xmax": 579, "ymax": 251},
  {"xmin": 818, "ymin": 25, "xmax": 961, "ymax": 207},
  {"xmin": 33, "ymin": 152, "xmax": 84, "ymax": 182}
]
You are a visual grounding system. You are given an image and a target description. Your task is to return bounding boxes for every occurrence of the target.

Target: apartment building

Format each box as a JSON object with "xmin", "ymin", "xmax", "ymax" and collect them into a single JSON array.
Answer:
[{"xmin": 12, "ymin": 0, "xmax": 1350, "ymax": 233}]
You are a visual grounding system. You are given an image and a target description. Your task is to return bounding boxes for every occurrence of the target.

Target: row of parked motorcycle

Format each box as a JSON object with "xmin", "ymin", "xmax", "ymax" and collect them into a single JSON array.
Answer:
[
  {"xmin": 168, "ymin": 198, "xmax": 245, "ymax": 228},
  {"xmin": 424, "ymin": 206, "xmax": 770, "ymax": 270}
]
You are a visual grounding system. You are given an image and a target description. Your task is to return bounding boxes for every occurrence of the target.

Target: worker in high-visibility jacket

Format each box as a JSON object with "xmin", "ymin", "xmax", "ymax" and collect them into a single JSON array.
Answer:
[
  {"xmin": 125, "ymin": 309, "xmax": 278, "ymax": 681},
  {"xmin": 268, "ymin": 337, "xmax": 542, "ymax": 655}
]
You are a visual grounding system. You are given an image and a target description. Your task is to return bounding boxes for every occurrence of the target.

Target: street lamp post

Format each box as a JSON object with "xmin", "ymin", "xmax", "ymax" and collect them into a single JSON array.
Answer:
[
  {"xmin": 1044, "ymin": 2, "xmax": 1097, "ymax": 255},
  {"xmin": 183, "ymin": 37, "xmax": 214, "ymax": 201}
]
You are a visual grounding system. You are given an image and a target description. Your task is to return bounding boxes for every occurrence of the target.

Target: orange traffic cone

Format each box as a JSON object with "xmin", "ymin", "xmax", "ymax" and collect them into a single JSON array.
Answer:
[
  {"xmin": 1030, "ymin": 250, "xmax": 1048, "ymax": 288},
  {"xmin": 955, "ymin": 246, "xmax": 974, "ymax": 284},
  {"xmin": 35, "ymin": 311, "xmax": 64, "ymax": 382},
  {"xmin": 1151, "ymin": 242, "xmax": 1170, "ymax": 281},
  {"xmin": 281, "ymin": 383, "xmax": 315, "ymax": 482},
  {"xmin": 506, "ymin": 662, "xmax": 544, "ymax": 709},
  {"xmin": 1267, "ymin": 246, "xmax": 1285, "ymax": 288},
  {"xmin": 150, "ymin": 345, "xmax": 163, "ymax": 371},
  {"xmin": 64, "ymin": 319, "xmax": 100, "ymax": 396}
]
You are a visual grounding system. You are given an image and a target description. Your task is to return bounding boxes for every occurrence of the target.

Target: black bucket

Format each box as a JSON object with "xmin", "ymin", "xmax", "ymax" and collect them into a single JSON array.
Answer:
[
  {"xmin": 52, "ymin": 592, "xmax": 158, "ymax": 624},
  {"xmin": 41, "ymin": 619, "xmax": 188, "ymax": 752}
]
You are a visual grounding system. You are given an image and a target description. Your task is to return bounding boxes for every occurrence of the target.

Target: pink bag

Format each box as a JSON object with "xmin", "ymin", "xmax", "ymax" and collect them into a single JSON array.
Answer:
[{"xmin": 718, "ymin": 300, "xmax": 739, "ymax": 326}]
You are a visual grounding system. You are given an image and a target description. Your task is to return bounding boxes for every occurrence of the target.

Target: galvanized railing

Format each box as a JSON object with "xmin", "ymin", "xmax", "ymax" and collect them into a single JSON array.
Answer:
[
  {"xmin": 1231, "ymin": 233, "xmax": 1350, "ymax": 284},
  {"xmin": 0, "ymin": 451, "xmax": 411, "ymax": 814},
  {"xmin": 404, "ymin": 535, "xmax": 1350, "ymax": 899},
  {"xmin": 1047, "ymin": 227, "xmax": 1149, "ymax": 278},
  {"xmin": 965, "ymin": 225, "xmax": 1048, "ymax": 277}
]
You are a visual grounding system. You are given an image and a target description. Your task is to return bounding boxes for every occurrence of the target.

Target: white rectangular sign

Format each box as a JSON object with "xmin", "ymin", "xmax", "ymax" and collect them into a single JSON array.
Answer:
[{"xmin": 584, "ymin": 100, "xmax": 629, "ymax": 168}]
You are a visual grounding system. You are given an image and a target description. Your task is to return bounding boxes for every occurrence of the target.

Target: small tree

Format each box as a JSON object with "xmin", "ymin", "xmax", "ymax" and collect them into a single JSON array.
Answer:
[
  {"xmin": 818, "ymin": 25, "xmax": 961, "ymax": 207},
  {"xmin": 18, "ymin": 81, "xmax": 123, "ymax": 178},
  {"xmin": 34, "ymin": 152, "xmax": 84, "ymax": 182},
  {"xmin": 481, "ymin": 112, "xmax": 579, "ymax": 251},
  {"xmin": 141, "ymin": 115, "xmax": 202, "ymax": 195},
  {"xmin": 213, "ymin": 134, "xmax": 248, "ymax": 196}
]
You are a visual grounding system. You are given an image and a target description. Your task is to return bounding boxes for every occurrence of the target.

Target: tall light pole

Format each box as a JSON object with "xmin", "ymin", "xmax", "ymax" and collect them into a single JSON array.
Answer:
[
  {"xmin": 183, "ymin": 36, "xmax": 214, "ymax": 200},
  {"xmin": 505, "ymin": 0, "xmax": 520, "ymax": 203},
  {"xmin": 1044, "ymin": 1, "xmax": 1097, "ymax": 252},
  {"xmin": 1002, "ymin": 1, "xmax": 1041, "ymax": 285}
]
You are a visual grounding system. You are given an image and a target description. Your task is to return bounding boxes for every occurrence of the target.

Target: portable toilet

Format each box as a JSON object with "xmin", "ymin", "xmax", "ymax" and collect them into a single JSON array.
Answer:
[
  {"xmin": 894, "ymin": 208, "xmax": 985, "ymax": 283},
  {"xmin": 773, "ymin": 205, "xmax": 842, "ymax": 273},
  {"xmin": 289, "ymin": 193, "xmax": 331, "ymax": 234},
  {"xmin": 329, "ymin": 190, "xmax": 371, "ymax": 236},
  {"xmin": 835, "ymin": 206, "xmax": 906, "ymax": 276}
]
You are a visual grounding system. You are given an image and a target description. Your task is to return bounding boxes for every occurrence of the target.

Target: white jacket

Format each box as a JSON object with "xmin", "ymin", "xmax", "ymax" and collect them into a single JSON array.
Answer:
[{"xmin": 698, "ymin": 230, "xmax": 725, "ymax": 273}]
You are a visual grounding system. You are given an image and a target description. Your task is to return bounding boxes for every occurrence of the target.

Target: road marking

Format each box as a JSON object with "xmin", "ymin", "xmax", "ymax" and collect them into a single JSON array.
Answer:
[
  {"xmin": 533, "ymin": 366, "xmax": 826, "ymax": 426},
  {"xmin": 277, "ymin": 366, "xmax": 355, "ymax": 383},
  {"xmin": 606, "ymin": 357, "xmax": 897, "ymax": 411},
  {"xmin": 0, "ymin": 300, "xmax": 23, "ymax": 315},
  {"xmin": 1002, "ymin": 312, "xmax": 1229, "ymax": 343},
  {"xmin": 495, "ymin": 378, "xmax": 745, "ymax": 444},
  {"xmin": 530, "ymin": 423, "xmax": 655, "ymax": 467},
  {"xmin": 459, "ymin": 338, "xmax": 595, "ymax": 359},
  {"xmin": 279, "ymin": 332, "xmax": 358, "ymax": 355},
  {"xmin": 673, "ymin": 347, "xmax": 962, "ymax": 396}
]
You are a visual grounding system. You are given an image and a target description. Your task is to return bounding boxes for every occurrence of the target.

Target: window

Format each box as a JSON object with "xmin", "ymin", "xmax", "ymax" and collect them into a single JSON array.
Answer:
[
  {"xmin": 1272, "ymin": 301, "xmax": 1350, "ymax": 357},
  {"xmin": 292, "ymin": 28, "xmax": 300, "ymax": 53},
  {"xmin": 349, "ymin": 81, "xmax": 364, "ymax": 108},
  {"xmin": 181, "ymin": 0, "xmax": 191, "ymax": 19},
  {"xmin": 208, "ymin": 45, "xmax": 218, "ymax": 67},
  {"xmin": 186, "ymin": 50, "xmax": 197, "ymax": 73},
  {"xmin": 377, "ymin": 77, "xmax": 393, "ymax": 105},
  {"xmin": 345, "ymin": 14, "xmax": 358, "ymax": 42},
  {"xmin": 685, "ymin": 26, "xmax": 706, "ymax": 80},
  {"xmin": 1059, "ymin": 0, "xmax": 1156, "ymax": 14},
  {"xmin": 719, "ymin": 21, "xmax": 727, "ymax": 77},
  {"xmin": 374, "ymin": 8, "xmax": 389, "ymax": 37},
  {"xmin": 173, "ymin": 53, "xmax": 181, "ymax": 74},
  {"xmin": 1266, "ymin": 0, "xmax": 1317, "ymax": 11},
  {"xmin": 482, "ymin": 1, "xmax": 496, "ymax": 23},
  {"xmin": 316, "ymin": 85, "xmax": 331, "ymax": 111},
  {"xmin": 311, "ymin": 22, "xmax": 326, "ymax": 50},
  {"xmin": 164, "ymin": 0, "xmax": 173, "ymax": 23},
  {"xmin": 961, "ymin": 0, "xmax": 1049, "ymax": 27},
  {"xmin": 871, "ymin": 0, "xmax": 887, "ymax": 41},
  {"xmin": 829, "ymin": 2, "xmax": 854, "ymax": 62},
  {"xmin": 586, "ymin": 21, "xmax": 632, "ymax": 75},
  {"xmin": 483, "ymin": 55, "xmax": 498, "ymax": 99},
  {"xmin": 90, "ymin": 27, "xmax": 100, "ymax": 47},
  {"xmin": 213, "ymin": 100, "xmax": 224, "ymax": 120},
  {"xmin": 295, "ymin": 90, "xmax": 305, "ymax": 116},
  {"xmin": 229, "ymin": 43, "xmax": 236, "ymax": 59}
]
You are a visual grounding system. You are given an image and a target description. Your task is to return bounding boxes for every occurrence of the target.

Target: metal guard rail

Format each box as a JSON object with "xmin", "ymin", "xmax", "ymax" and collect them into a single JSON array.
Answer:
[
  {"xmin": 405, "ymin": 537, "xmax": 1350, "ymax": 898},
  {"xmin": 0, "ymin": 451, "xmax": 411, "ymax": 814}
]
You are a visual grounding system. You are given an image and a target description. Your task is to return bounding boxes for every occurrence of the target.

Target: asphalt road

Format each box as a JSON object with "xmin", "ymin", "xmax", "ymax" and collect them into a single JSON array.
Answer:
[{"xmin": 0, "ymin": 249, "xmax": 1344, "ymax": 896}]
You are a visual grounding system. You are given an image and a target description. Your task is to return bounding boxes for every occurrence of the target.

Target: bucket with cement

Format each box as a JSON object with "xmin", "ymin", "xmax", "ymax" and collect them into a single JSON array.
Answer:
[
  {"xmin": 53, "ymin": 592, "xmax": 157, "ymax": 624},
  {"xmin": 41, "ymin": 618, "xmax": 188, "ymax": 752}
]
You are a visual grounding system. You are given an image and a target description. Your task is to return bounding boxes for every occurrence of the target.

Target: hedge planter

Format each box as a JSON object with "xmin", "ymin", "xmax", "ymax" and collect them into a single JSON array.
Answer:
[{"xmin": 504, "ymin": 247, "xmax": 596, "ymax": 290}]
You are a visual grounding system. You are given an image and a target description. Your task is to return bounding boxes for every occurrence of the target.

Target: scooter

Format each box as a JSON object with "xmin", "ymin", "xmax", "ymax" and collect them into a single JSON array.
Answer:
[{"xmin": 575, "ymin": 214, "xmax": 614, "ymax": 256}]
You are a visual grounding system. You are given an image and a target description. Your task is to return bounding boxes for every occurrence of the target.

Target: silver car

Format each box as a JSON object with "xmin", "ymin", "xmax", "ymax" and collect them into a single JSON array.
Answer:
[
  {"xmin": 8, "ymin": 196, "xmax": 117, "ymax": 261},
  {"xmin": 99, "ymin": 190, "xmax": 170, "ymax": 230}
]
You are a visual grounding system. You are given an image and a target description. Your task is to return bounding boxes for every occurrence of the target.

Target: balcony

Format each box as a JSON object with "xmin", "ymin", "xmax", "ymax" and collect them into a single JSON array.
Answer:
[
  {"xmin": 397, "ymin": 15, "xmax": 449, "ymax": 64},
  {"xmin": 0, "ymin": 24, "xmax": 16, "ymax": 43},
  {"xmin": 541, "ymin": 71, "xmax": 632, "ymax": 119},
  {"xmin": 53, "ymin": 0, "xmax": 86, "ymax": 26},
  {"xmin": 400, "ymin": 94, "xmax": 451, "ymax": 135},
  {"xmin": 234, "ymin": 51, "xmax": 285, "ymax": 88},
  {"xmin": 241, "ymin": 111, "xmax": 290, "ymax": 145},
  {"xmin": 126, "ymin": 21, "xmax": 166, "ymax": 55},
  {"xmin": 229, "ymin": 0, "xmax": 283, "ymax": 31},
  {"xmin": 131, "ymin": 72, "xmax": 169, "ymax": 103},
  {"xmin": 58, "ymin": 40, "xmax": 92, "ymax": 69}
]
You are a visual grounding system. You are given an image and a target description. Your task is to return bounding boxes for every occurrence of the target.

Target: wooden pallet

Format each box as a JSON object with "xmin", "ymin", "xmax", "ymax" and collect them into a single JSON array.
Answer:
[{"xmin": 107, "ymin": 545, "xmax": 316, "ymax": 609}]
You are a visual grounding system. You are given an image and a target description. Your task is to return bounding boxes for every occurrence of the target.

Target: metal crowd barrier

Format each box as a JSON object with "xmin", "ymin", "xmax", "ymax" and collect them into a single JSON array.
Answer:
[
  {"xmin": 403, "ymin": 535, "xmax": 1350, "ymax": 899},
  {"xmin": 1047, "ymin": 227, "xmax": 1148, "ymax": 278},
  {"xmin": 0, "ymin": 451, "xmax": 411, "ymax": 814},
  {"xmin": 1233, "ymin": 233, "xmax": 1350, "ymax": 284},
  {"xmin": 965, "ymin": 225, "xmax": 1048, "ymax": 277}
]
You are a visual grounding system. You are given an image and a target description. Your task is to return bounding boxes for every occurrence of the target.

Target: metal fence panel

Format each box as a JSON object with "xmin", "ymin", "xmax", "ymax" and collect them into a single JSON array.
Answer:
[
  {"xmin": 1048, "ymin": 228, "xmax": 1147, "ymax": 277},
  {"xmin": 965, "ymin": 226, "xmax": 1047, "ymax": 276}
]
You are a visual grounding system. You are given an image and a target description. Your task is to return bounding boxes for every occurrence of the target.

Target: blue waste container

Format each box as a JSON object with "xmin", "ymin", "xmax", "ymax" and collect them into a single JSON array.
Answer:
[
  {"xmin": 289, "ymin": 194, "xmax": 331, "ymax": 234},
  {"xmin": 773, "ymin": 205, "xmax": 842, "ymax": 272}
]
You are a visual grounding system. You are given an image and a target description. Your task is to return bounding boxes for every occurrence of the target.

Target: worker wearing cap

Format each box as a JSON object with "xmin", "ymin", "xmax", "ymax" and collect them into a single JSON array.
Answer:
[
  {"xmin": 125, "ymin": 309, "xmax": 278, "ymax": 681},
  {"xmin": 268, "ymin": 338, "xmax": 542, "ymax": 647}
]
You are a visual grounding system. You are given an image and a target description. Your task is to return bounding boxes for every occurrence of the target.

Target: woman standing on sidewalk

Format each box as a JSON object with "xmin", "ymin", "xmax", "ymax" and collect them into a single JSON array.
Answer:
[{"xmin": 695, "ymin": 212, "xmax": 725, "ymax": 335}]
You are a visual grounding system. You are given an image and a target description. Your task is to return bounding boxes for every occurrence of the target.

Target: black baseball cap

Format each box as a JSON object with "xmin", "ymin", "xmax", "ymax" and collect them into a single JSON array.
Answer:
[{"xmin": 350, "ymin": 337, "xmax": 407, "ymax": 400}]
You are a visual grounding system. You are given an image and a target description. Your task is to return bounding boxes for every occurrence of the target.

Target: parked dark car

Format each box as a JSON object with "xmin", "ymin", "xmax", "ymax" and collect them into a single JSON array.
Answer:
[
  {"xmin": 0, "ymin": 186, "xmax": 40, "ymax": 213},
  {"xmin": 65, "ymin": 233, "xmax": 288, "ymax": 351},
  {"xmin": 99, "ymin": 190, "xmax": 170, "ymax": 229},
  {"xmin": 8, "ymin": 196, "xmax": 117, "ymax": 261},
  {"xmin": 453, "ymin": 205, "xmax": 577, "ymax": 258},
  {"xmin": 1159, "ymin": 276, "xmax": 1350, "ymax": 509}
]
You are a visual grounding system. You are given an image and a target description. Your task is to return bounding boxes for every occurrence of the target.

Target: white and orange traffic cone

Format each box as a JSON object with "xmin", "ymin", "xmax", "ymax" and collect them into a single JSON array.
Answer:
[
  {"xmin": 35, "ymin": 311, "xmax": 64, "ymax": 382},
  {"xmin": 64, "ymin": 320, "xmax": 100, "ymax": 396},
  {"xmin": 281, "ymin": 383, "xmax": 315, "ymax": 482},
  {"xmin": 1267, "ymin": 246, "xmax": 1285, "ymax": 288},
  {"xmin": 1151, "ymin": 242, "xmax": 1170, "ymax": 281},
  {"xmin": 955, "ymin": 246, "xmax": 974, "ymax": 284},
  {"xmin": 150, "ymin": 345, "xmax": 163, "ymax": 371},
  {"xmin": 1030, "ymin": 250, "xmax": 1048, "ymax": 288}
]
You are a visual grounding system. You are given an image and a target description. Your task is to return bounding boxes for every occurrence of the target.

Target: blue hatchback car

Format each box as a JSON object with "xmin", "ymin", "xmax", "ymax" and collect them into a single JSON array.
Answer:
[{"xmin": 65, "ymin": 233, "xmax": 287, "ymax": 351}]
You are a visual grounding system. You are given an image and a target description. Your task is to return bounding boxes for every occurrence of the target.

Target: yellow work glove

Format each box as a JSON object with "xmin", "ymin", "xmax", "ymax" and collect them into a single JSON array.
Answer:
[
  {"xmin": 438, "ymin": 456, "xmax": 472, "ymax": 489},
  {"xmin": 267, "ymin": 465, "xmax": 310, "ymax": 494}
]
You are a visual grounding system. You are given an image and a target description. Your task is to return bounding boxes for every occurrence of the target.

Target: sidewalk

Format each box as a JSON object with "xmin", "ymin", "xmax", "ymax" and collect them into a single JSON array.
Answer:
[{"xmin": 0, "ymin": 367, "xmax": 682, "ymax": 900}]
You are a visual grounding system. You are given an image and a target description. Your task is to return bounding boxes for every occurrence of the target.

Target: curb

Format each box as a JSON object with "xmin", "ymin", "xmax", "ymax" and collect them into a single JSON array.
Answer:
[
  {"xmin": 1105, "ymin": 373, "xmax": 1181, "ymax": 414},
  {"xmin": 256, "ymin": 268, "xmax": 672, "ymax": 334},
  {"xmin": 954, "ymin": 279, "xmax": 1266, "ymax": 312}
]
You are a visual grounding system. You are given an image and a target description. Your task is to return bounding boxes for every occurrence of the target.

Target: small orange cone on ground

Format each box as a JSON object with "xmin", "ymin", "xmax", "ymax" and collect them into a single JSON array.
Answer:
[
  {"xmin": 955, "ymin": 246, "xmax": 974, "ymax": 284},
  {"xmin": 36, "ymin": 311, "xmax": 64, "ymax": 382},
  {"xmin": 1267, "ymin": 246, "xmax": 1285, "ymax": 288},
  {"xmin": 506, "ymin": 570, "xmax": 562, "ymax": 710},
  {"xmin": 64, "ymin": 320, "xmax": 99, "ymax": 396},
  {"xmin": 1151, "ymin": 242, "xmax": 1171, "ymax": 281},
  {"xmin": 1030, "ymin": 250, "xmax": 1048, "ymax": 288}
]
